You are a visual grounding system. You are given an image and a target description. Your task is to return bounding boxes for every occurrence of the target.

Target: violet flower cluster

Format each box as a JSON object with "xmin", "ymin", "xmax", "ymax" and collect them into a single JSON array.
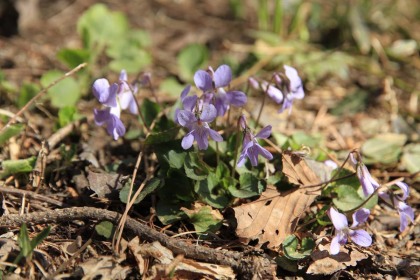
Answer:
[
  {"xmin": 350, "ymin": 153, "xmax": 415, "ymax": 232},
  {"xmin": 249, "ymin": 65, "xmax": 304, "ymax": 114},
  {"xmin": 176, "ymin": 64, "xmax": 247, "ymax": 150},
  {"xmin": 92, "ymin": 70, "xmax": 138, "ymax": 140}
]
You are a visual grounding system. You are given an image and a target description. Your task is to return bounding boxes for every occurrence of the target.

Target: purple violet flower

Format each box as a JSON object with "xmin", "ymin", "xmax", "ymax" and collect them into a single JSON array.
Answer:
[
  {"xmin": 249, "ymin": 65, "xmax": 304, "ymax": 114},
  {"xmin": 177, "ymin": 103, "xmax": 223, "ymax": 150},
  {"xmin": 378, "ymin": 182, "xmax": 415, "ymax": 232},
  {"xmin": 194, "ymin": 65, "xmax": 247, "ymax": 116},
  {"xmin": 237, "ymin": 115, "xmax": 273, "ymax": 167},
  {"xmin": 92, "ymin": 70, "xmax": 138, "ymax": 140},
  {"xmin": 350, "ymin": 153, "xmax": 380, "ymax": 197},
  {"xmin": 117, "ymin": 70, "xmax": 139, "ymax": 115},
  {"xmin": 328, "ymin": 207, "xmax": 372, "ymax": 255},
  {"xmin": 274, "ymin": 65, "xmax": 305, "ymax": 114}
]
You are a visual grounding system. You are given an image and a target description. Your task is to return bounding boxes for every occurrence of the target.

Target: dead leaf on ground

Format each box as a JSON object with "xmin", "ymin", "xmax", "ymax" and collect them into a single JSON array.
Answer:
[
  {"xmin": 87, "ymin": 171, "xmax": 126, "ymax": 198},
  {"xmin": 233, "ymin": 151, "xmax": 330, "ymax": 249},
  {"xmin": 137, "ymin": 241, "xmax": 235, "ymax": 280},
  {"xmin": 307, "ymin": 244, "xmax": 368, "ymax": 275},
  {"xmin": 78, "ymin": 256, "xmax": 131, "ymax": 280}
]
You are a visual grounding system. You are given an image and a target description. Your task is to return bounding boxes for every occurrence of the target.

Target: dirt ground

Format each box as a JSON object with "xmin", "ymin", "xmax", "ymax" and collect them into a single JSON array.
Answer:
[{"xmin": 0, "ymin": 0, "xmax": 419, "ymax": 279}]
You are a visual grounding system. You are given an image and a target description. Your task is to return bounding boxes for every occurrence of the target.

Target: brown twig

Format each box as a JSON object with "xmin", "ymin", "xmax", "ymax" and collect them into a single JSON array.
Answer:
[
  {"xmin": 0, "ymin": 207, "xmax": 273, "ymax": 279},
  {"xmin": 0, "ymin": 186, "xmax": 67, "ymax": 207}
]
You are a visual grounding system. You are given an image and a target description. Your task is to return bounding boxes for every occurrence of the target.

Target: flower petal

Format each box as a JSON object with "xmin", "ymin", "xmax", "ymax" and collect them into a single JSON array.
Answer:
[
  {"xmin": 398, "ymin": 201, "xmax": 414, "ymax": 232},
  {"xmin": 263, "ymin": 82, "xmax": 283, "ymax": 104},
  {"xmin": 177, "ymin": 110, "xmax": 196, "ymax": 127},
  {"xmin": 328, "ymin": 207, "xmax": 348, "ymax": 230},
  {"xmin": 208, "ymin": 128, "xmax": 223, "ymax": 142},
  {"xmin": 248, "ymin": 77, "xmax": 259, "ymax": 90},
  {"xmin": 350, "ymin": 229, "xmax": 372, "ymax": 247},
  {"xmin": 93, "ymin": 78, "xmax": 111, "ymax": 103},
  {"xmin": 227, "ymin": 90, "xmax": 247, "ymax": 107},
  {"xmin": 200, "ymin": 104, "xmax": 217, "ymax": 123},
  {"xmin": 394, "ymin": 181, "xmax": 410, "ymax": 201},
  {"xmin": 182, "ymin": 95, "xmax": 198, "ymax": 112},
  {"xmin": 119, "ymin": 69, "xmax": 128, "ymax": 82},
  {"xmin": 180, "ymin": 84, "xmax": 191, "ymax": 99},
  {"xmin": 181, "ymin": 132, "xmax": 195, "ymax": 150},
  {"xmin": 330, "ymin": 232, "xmax": 347, "ymax": 255},
  {"xmin": 194, "ymin": 70, "xmax": 213, "ymax": 92},
  {"xmin": 119, "ymin": 91, "xmax": 138, "ymax": 114},
  {"xmin": 194, "ymin": 128, "xmax": 209, "ymax": 150},
  {"xmin": 214, "ymin": 64, "xmax": 232, "ymax": 88},
  {"xmin": 94, "ymin": 108, "xmax": 110, "ymax": 126},
  {"xmin": 351, "ymin": 208, "xmax": 370, "ymax": 228},
  {"xmin": 358, "ymin": 165, "xmax": 379, "ymax": 197},
  {"xmin": 107, "ymin": 114, "xmax": 126, "ymax": 140},
  {"xmin": 255, "ymin": 125, "xmax": 272, "ymax": 139},
  {"xmin": 284, "ymin": 65, "xmax": 304, "ymax": 98},
  {"xmin": 256, "ymin": 144, "xmax": 273, "ymax": 160}
]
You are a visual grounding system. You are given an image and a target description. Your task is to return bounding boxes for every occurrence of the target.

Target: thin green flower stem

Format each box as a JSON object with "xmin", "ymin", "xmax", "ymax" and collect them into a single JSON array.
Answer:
[
  {"xmin": 215, "ymin": 141, "xmax": 220, "ymax": 166},
  {"xmin": 231, "ymin": 120, "xmax": 242, "ymax": 178},
  {"xmin": 343, "ymin": 177, "xmax": 405, "ymax": 214},
  {"xmin": 128, "ymin": 88, "xmax": 150, "ymax": 133},
  {"xmin": 254, "ymin": 75, "xmax": 276, "ymax": 129},
  {"xmin": 255, "ymin": 90, "xmax": 266, "ymax": 129}
]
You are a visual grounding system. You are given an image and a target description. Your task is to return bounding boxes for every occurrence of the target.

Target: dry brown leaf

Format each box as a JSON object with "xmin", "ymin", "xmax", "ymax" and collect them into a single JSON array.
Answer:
[
  {"xmin": 87, "ymin": 171, "xmax": 126, "ymax": 198},
  {"xmin": 79, "ymin": 256, "xmax": 131, "ymax": 280},
  {"xmin": 308, "ymin": 246, "xmax": 368, "ymax": 275},
  {"xmin": 139, "ymin": 241, "xmax": 235, "ymax": 280},
  {"xmin": 233, "ymin": 151, "xmax": 327, "ymax": 249}
]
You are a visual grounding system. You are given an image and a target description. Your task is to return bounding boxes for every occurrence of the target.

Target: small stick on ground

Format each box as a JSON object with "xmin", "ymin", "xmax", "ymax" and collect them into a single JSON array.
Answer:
[
  {"xmin": 0, "ymin": 63, "xmax": 87, "ymax": 133},
  {"xmin": 0, "ymin": 186, "xmax": 67, "ymax": 207},
  {"xmin": 0, "ymin": 207, "xmax": 273, "ymax": 279}
]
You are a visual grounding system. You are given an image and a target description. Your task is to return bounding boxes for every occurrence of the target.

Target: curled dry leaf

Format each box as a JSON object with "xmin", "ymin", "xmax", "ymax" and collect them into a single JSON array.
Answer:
[
  {"xmin": 233, "ymin": 151, "xmax": 328, "ymax": 249},
  {"xmin": 138, "ymin": 241, "xmax": 235, "ymax": 280},
  {"xmin": 308, "ymin": 245, "xmax": 368, "ymax": 275}
]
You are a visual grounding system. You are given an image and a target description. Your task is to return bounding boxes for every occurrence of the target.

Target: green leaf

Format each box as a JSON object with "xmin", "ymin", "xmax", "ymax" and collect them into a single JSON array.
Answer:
[
  {"xmin": 58, "ymin": 106, "xmax": 78, "ymax": 128},
  {"xmin": 177, "ymin": 44, "xmax": 209, "ymax": 81},
  {"xmin": 229, "ymin": 173, "xmax": 264, "ymax": 198},
  {"xmin": 282, "ymin": 235, "xmax": 315, "ymax": 260},
  {"xmin": 17, "ymin": 83, "xmax": 39, "ymax": 109},
  {"xmin": 95, "ymin": 221, "xmax": 115, "ymax": 239},
  {"xmin": 195, "ymin": 172, "xmax": 229, "ymax": 208},
  {"xmin": 40, "ymin": 70, "xmax": 80, "ymax": 108},
  {"xmin": 182, "ymin": 205, "xmax": 222, "ymax": 233},
  {"xmin": 145, "ymin": 127, "xmax": 180, "ymax": 145},
  {"xmin": 330, "ymin": 89, "xmax": 369, "ymax": 116},
  {"xmin": 362, "ymin": 133, "xmax": 407, "ymax": 164},
  {"xmin": 159, "ymin": 78, "xmax": 186, "ymax": 98},
  {"xmin": 156, "ymin": 201, "xmax": 186, "ymax": 225},
  {"xmin": 333, "ymin": 184, "xmax": 377, "ymax": 211},
  {"xmin": 119, "ymin": 178, "xmax": 162, "ymax": 204},
  {"xmin": 401, "ymin": 143, "xmax": 420, "ymax": 179},
  {"xmin": 30, "ymin": 226, "xmax": 51, "ymax": 251},
  {"xmin": 77, "ymin": 3, "xmax": 128, "ymax": 49},
  {"xmin": 0, "ymin": 124, "xmax": 25, "ymax": 145},
  {"xmin": 57, "ymin": 48, "xmax": 90, "ymax": 69},
  {"xmin": 184, "ymin": 152, "xmax": 210, "ymax": 181},
  {"xmin": 289, "ymin": 131, "xmax": 321, "ymax": 149},
  {"xmin": 164, "ymin": 150, "xmax": 187, "ymax": 169},
  {"xmin": 109, "ymin": 48, "xmax": 152, "ymax": 74},
  {"xmin": 18, "ymin": 224, "xmax": 32, "ymax": 257},
  {"xmin": 0, "ymin": 157, "xmax": 36, "ymax": 179},
  {"xmin": 140, "ymin": 98, "xmax": 160, "ymax": 127}
]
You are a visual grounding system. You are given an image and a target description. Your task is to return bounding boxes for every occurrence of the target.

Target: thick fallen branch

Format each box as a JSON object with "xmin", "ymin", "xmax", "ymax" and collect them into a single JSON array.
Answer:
[{"xmin": 0, "ymin": 207, "xmax": 273, "ymax": 279}]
